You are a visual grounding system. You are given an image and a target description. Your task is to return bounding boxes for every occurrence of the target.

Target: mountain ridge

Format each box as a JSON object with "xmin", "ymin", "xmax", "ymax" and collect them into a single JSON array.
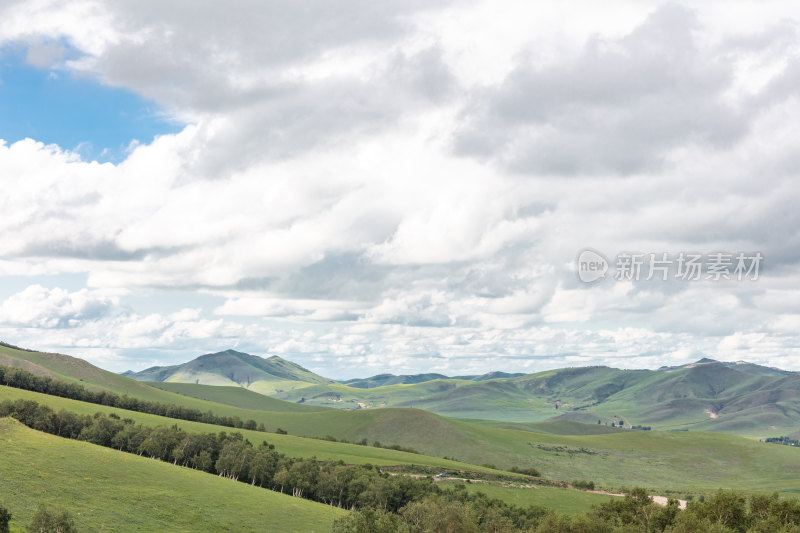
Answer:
[
  {"xmin": 4, "ymin": 339, "xmax": 798, "ymax": 436},
  {"xmin": 128, "ymin": 349, "xmax": 336, "ymax": 395}
]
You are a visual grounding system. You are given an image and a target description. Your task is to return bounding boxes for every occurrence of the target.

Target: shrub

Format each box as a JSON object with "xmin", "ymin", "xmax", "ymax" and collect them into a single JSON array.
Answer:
[
  {"xmin": 27, "ymin": 504, "xmax": 76, "ymax": 533},
  {"xmin": 0, "ymin": 504, "xmax": 11, "ymax": 533},
  {"xmin": 510, "ymin": 466, "xmax": 541, "ymax": 477}
]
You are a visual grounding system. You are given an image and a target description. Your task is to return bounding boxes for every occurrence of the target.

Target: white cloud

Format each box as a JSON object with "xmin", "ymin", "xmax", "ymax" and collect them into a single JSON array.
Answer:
[
  {"xmin": 0, "ymin": 1, "xmax": 798, "ymax": 375},
  {"xmin": 0, "ymin": 285, "xmax": 117, "ymax": 328}
]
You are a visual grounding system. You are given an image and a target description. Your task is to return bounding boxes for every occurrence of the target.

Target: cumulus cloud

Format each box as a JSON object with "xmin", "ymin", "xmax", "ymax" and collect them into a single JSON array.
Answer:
[
  {"xmin": 453, "ymin": 4, "xmax": 789, "ymax": 175},
  {"xmin": 0, "ymin": 285, "xmax": 116, "ymax": 328},
  {"xmin": 0, "ymin": 1, "xmax": 798, "ymax": 375}
]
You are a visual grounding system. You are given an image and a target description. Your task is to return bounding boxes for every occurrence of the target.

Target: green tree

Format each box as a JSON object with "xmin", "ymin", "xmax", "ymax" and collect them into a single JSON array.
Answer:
[
  {"xmin": 0, "ymin": 504, "xmax": 11, "ymax": 533},
  {"xmin": 332, "ymin": 508, "xmax": 403, "ymax": 533},
  {"xmin": 27, "ymin": 504, "xmax": 76, "ymax": 533}
]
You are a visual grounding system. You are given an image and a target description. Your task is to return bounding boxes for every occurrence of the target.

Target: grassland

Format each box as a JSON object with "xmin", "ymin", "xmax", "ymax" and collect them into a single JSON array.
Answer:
[
  {"xmin": 0, "ymin": 417, "xmax": 345, "ymax": 532},
  {"xmin": 0, "ymin": 385, "xmax": 505, "ymax": 475},
  {"xmin": 4, "ymin": 384, "xmax": 800, "ymax": 495},
  {"xmin": 275, "ymin": 360, "xmax": 800, "ymax": 435},
  {"xmin": 6, "ymin": 342, "xmax": 800, "ymax": 439},
  {"xmin": 129, "ymin": 350, "xmax": 335, "ymax": 395},
  {"xmin": 447, "ymin": 481, "xmax": 616, "ymax": 515},
  {"xmin": 5, "ymin": 343, "xmax": 800, "ymax": 498},
  {"xmin": 148, "ymin": 381, "xmax": 330, "ymax": 412}
]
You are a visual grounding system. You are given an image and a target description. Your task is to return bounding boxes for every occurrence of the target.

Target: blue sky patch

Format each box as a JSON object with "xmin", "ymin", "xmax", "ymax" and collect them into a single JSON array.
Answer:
[{"xmin": 0, "ymin": 47, "xmax": 182, "ymax": 163}]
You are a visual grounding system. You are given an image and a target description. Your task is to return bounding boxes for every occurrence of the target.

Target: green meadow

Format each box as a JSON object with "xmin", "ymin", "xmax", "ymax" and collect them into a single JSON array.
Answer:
[
  {"xmin": 448, "ymin": 482, "xmax": 617, "ymax": 515},
  {"xmin": 0, "ymin": 417, "xmax": 345, "ymax": 532},
  {"xmin": 4, "ymin": 384, "xmax": 800, "ymax": 496}
]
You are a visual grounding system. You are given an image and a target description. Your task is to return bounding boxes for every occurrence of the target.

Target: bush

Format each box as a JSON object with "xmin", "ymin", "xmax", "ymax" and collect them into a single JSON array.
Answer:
[
  {"xmin": 571, "ymin": 480, "xmax": 595, "ymax": 490},
  {"xmin": 27, "ymin": 504, "xmax": 76, "ymax": 533},
  {"xmin": 510, "ymin": 466, "xmax": 541, "ymax": 477},
  {"xmin": 0, "ymin": 504, "xmax": 11, "ymax": 533}
]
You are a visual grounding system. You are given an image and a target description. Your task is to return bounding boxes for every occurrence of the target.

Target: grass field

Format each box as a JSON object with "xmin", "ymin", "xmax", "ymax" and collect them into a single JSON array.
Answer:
[
  {"xmin": 0, "ymin": 417, "xmax": 345, "ymax": 532},
  {"xmin": 447, "ymin": 481, "xmax": 617, "ymax": 515},
  {"xmin": 4, "ymin": 384, "xmax": 800, "ymax": 495},
  {"xmin": 4, "ymin": 342, "xmax": 800, "ymax": 499},
  {"xmin": 148, "ymin": 381, "xmax": 331, "ymax": 412},
  {"xmin": 0, "ymin": 385, "xmax": 506, "ymax": 475}
]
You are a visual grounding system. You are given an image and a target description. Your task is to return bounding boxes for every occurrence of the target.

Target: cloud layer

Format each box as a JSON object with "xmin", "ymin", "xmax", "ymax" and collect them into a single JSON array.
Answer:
[{"xmin": 0, "ymin": 1, "xmax": 798, "ymax": 376}]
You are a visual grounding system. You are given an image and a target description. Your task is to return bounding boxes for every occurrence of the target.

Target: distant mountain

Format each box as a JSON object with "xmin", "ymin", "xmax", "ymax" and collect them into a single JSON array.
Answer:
[
  {"xmin": 275, "ymin": 359, "xmax": 800, "ymax": 435},
  {"xmin": 657, "ymin": 358, "xmax": 791, "ymax": 377},
  {"xmin": 5, "ymin": 338, "xmax": 798, "ymax": 437},
  {"xmin": 340, "ymin": 370, "xmax": 526, "ymax": 388},
  {"xmin": 128, "ymin": 349, "xmax": 336, "ymax": 395},
  {"xmin": 459, "ymin": 371, "xmax": 527, "ymax": 381}
]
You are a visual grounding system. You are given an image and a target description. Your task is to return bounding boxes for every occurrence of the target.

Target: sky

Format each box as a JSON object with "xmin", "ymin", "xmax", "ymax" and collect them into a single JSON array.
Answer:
[{"xmin": 0, "ymin": 0, "xmax": 798, "ymax": 379}]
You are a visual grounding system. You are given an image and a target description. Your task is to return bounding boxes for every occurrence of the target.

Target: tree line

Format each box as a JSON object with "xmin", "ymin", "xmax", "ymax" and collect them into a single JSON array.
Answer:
[
  {"xmin": 765, "ymin": 436, "xmax": 800, "ymax": 447},
  {"xmin": 333, "ymin": 486, "xmax": 800, "ymax": 533},
  {"xmin": 0, "ymin": 364, "xmax": 429, "ymax": 455},
  {"xmin": 0, "ymin": 365, "xmax": 270, "ymax": 431},
  {"xmin": 0, "ymin": 398, "xmax": 444, "ymax": 511}
]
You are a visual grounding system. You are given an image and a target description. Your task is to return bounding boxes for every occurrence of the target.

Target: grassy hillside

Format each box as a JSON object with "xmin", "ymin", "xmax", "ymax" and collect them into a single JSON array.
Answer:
[
  {"xmin": 275, "ymin": 360, "xmax": 800, "ymax": 436},
  {"xmin": 5, "ymin": 384, "xmax": 800, "ymax": 494},
  {"xmin": 129, "ymin": 349, "xmax": 335, "ymax": 395},
  {"xmin": 0, "ymin": 385, "xmax": 504, "ymax": 475},
  {"xmin": 0, "ymin": 343, "xmax": 338, "ymax": 423},
  {"xmin": 148, "ymin": 381, "xmax": 330, "ymax": 412},
  {"xmin": 341, "ymin": 370, "xmax": 525, "ymax": 388},
  {"xmin": 0, "ymin": 417, "xmax": 345, "ymax": 532},
  {"xmin": 449, "ymin": 481, "xmax": 616, "ymax": 515},
  {"xmin": 7, "ymin": 342, "xmax": 799, "ymax": 437}
]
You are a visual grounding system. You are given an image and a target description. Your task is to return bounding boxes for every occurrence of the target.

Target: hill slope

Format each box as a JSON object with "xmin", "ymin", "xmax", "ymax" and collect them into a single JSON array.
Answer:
[
  {"xmin": 6, "ymin": 384, "xmax": 800, "ymax": 494},
  {"xmin": 0, "ymin": 343, "xmax": 335, "ymax": 421},
  {"xmin": 341, "ymin": 370, "xmax": 525, "ymax": 388},
  {"xmin": 0, "ymin": 417, "xmax": 344, "ymax": 531},
  {"xmin": 148, "ymin": 381, "xmax": 331, "ymax": 412},
  {"xmin": 275, "ymin": 359, "xmax": 800, "ymax": 435},
  {"xmin": 130, "ymin": 349, "xmax": 335, "ymax": 395}
]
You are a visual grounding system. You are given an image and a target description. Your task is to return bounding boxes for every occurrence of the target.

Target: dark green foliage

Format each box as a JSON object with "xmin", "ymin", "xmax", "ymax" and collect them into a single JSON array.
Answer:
[
  {"xmin": 27, "ymin": 504, "xmax": 76, "ymax": 533},
  {"xmin": 0, "ymin": 504, "xmax": 10, "ymax": 533},
  {"xmin": 766, "ymin": 436, "xmax": 800, "ymax": 447},
  {"xmin": 571, "ymin": 480, "xmax": 595, "ymax": 490},
  {"xmin": 510, "ymin": 466, "xmax": 541, "ymax": 477},
  {"xmin": 334, "ymin": 487, "xmax": 800, "ymax": 533}
]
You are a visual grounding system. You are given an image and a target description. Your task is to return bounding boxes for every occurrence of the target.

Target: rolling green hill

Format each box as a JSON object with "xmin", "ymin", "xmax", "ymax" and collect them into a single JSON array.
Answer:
[
  {"xmin": 148, "ymin": 381, "xmax": 331, "ymax": 412},
  {"xmin": 274, "ymin": 359, "xmax": 800, "ymax": 436},
  {"xmin": 16, "ymin": 337, "xmax": 790, "ymax": 438},
  {"xmin": 129, "ymin": 349, "xmax": 335, "ymax": 395},
  {"xmin": 0, "ymin": 343, "xmax": 334, "ymax": 422},
  {"xmin": 341, "ymin": 370, "xmax": 525, "ymax": 388},
  {"xmin": 0, "ymin": 417, "xmax": 345, "ymax": 532},
  {"xmin": 5, "ymin": 341, "xmax": 800, "ymax": 494},
  {"xmin": 5, "ymin": 384, "xmax": 800, "ymax": 495},
  {"xmin": 0, "ymin": 385, "xmax": 507, "ymax": 475},
  {"xmin": 6, "ymin": 339, "xmax": 800, "ymax": 438}
]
